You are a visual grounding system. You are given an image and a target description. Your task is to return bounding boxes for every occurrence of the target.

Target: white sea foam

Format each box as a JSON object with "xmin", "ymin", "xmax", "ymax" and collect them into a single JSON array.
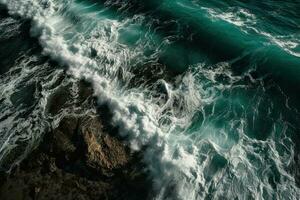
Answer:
[
  {"xmin": 1, "ymin": 0, "xmax": 299, "ymax": 199},
  {"xmin": 0, "ymin": 53, "xmax": 57, "ymax": 170},
  {"xmin": 205, "ymin": 7, "xmax": 256, "ymax": 28},
  {"xmin": 204, "ymin": 6, "xmax": 300, "ymax": 58}
]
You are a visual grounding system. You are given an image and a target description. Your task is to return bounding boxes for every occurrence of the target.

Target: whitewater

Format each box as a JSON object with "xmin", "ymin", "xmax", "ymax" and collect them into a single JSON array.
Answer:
[{"xmin": 1, "ymin": 0, "xmax": 300, "ymax": 199}]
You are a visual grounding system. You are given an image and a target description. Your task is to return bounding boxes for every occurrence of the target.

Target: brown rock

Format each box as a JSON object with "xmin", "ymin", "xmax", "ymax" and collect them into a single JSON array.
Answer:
[
  {"xmin": 0, "ymin": 79, "xmax": 151, "ymax": 200},
  {"xmin": 83, "ymin": 128, "xmax": 129, "ymax": 170},
  {"xmin": 50, "ymin": 116, "xmax": 79, "ymax": 162},
  {"xmin": 0, "ymin": 113, "xmax": 151, "ymax": 200}
]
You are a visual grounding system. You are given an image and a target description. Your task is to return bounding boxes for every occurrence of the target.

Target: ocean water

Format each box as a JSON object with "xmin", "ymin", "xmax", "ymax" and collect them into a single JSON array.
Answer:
[{"xmin": 0, "ymin": 0, "xmax": 300, "ymax": 199}]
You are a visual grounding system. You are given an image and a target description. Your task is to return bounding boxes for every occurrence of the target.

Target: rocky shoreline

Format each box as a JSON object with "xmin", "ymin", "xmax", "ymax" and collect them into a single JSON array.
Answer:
[{"xmin": 0, "ymin": 80, "xmax": 152, "ymax": 200}]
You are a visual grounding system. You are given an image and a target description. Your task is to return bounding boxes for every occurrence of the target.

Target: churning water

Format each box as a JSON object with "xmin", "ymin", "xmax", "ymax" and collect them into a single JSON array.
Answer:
[{"xmin": 1, "ymin": 0, "xmax": 300, "ymax": 199}]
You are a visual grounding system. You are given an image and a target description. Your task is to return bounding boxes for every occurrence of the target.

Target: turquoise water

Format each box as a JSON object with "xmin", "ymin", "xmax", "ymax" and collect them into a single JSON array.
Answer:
[{"xmin": 0, "ymin": 0, "xmax": 300, "ymax": 199}]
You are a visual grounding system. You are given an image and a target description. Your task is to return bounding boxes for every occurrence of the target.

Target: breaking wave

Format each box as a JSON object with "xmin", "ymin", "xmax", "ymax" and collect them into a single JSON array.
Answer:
[{"xmin": 1, "ymin": 0, "xmax": 300, "ymax": 199}]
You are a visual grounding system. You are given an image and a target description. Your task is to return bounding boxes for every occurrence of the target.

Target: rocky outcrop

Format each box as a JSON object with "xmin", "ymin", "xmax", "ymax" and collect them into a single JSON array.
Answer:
[
  {"xmin": 0, "ymin": 114, "xmax": 151, "ymax": 200},
  {"xmin": 82, "ymin": 124, "xmax": 129, "ymax": 171},
  {"xmin": 0, "ymin": 79, "xmax": 152, "ymax": 200},
  {"xmin": 49, "ymin": 115, "xmax": 131, "ymax": 175}
]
